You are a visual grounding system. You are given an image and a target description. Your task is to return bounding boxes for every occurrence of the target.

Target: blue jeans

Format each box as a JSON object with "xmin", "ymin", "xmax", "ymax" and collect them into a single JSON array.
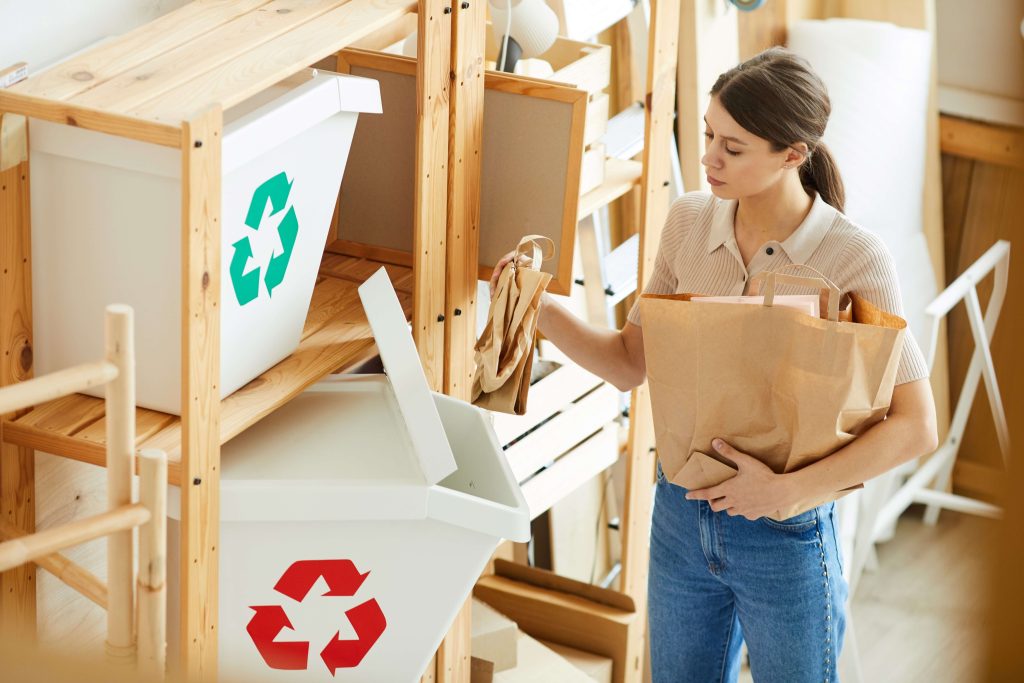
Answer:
[{"xmin": 648, "ymin": 462, "xmax": 848, "ymax": 682}]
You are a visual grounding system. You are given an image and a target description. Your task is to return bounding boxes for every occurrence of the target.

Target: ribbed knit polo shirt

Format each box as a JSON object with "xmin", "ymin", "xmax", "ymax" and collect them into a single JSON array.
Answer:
[{"xmin": 627, "ymin": 191, "xmax": 930, "ymax": 386}]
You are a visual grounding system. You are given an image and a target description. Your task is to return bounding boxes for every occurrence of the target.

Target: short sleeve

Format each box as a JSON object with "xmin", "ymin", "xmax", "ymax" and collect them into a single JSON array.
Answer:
[
  {"xmin": 834, "ymin": 231, "xmax": 930, "ymax": 385},
  {"xmin": 626, "ymin": 192, "xmax": 710, "ymax": 326}
]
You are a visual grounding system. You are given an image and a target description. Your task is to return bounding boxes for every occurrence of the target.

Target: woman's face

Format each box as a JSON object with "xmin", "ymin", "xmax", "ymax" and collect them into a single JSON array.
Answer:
[{"xmin": 701, "ymin": 96, "xmax": 801, "ymax": 200}]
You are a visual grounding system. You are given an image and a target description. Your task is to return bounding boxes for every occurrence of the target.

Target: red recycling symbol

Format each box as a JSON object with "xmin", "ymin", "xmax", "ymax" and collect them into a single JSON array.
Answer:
[{"xmin": 246, "ymin": 559, "xmax": 387, "ymax": 674}]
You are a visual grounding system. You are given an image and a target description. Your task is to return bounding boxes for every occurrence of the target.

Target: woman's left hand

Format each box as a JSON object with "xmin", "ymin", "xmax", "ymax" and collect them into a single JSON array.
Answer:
[{"xmin": 685, "ymin": 439, "xmax": 797, "ymax": 520}]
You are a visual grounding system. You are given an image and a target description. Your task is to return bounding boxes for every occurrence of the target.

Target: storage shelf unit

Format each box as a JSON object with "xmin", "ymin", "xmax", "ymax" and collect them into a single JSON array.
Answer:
[
  {"xmin": 0, "ymin": 1, "xmax": 441, "ymax": 680},
  {"xmin": 1, "ymin": 255, "xmax": 413, "ymax": 486},
  {"xmin": 0, "ymin": 0, "xmax": 681, "ymax": 681}
]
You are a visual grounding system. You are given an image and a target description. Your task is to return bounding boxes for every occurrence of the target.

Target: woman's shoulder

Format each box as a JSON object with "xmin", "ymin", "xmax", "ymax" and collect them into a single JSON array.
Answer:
[
  {"xmin": 665, "ymin": 191, "xmax": 719, "ymax": 233},
  {"xmin": 825, "ymin": 211, "xmax": 899, "ymax": 285}
]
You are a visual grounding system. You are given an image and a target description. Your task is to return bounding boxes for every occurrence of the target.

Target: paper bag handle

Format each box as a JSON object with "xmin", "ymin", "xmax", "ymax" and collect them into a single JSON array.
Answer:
[
  {"xmin": 513, "ymin": 235, "xmax": 555, "ymax": 273},
  {"xmin": 750, "ymin": 264, "xmax": 841, "ymax": 321}
]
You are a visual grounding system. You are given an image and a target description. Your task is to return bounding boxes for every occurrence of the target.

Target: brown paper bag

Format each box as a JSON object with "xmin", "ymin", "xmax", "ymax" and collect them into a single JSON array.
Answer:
[
  {"xmin": 640, "ymin": 264, "xmax": 908, "ymax": 520},
  {"xmin": 472, "ymin": 235, "xmax": 554, "ymax": 415}
]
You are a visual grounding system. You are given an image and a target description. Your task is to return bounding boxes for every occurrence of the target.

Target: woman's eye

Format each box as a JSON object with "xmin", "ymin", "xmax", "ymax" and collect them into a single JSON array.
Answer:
[{"xmin": 725, "ymin": 147, "xmax": 741, "ymax": 156}]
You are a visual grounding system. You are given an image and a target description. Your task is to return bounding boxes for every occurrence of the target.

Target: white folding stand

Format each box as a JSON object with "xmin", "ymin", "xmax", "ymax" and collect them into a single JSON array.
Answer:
[
  {"xmin": 836, "ymin": 240, "xmax": 1010, "ymax": 683},
  {"xmin": 849, "ymin": 239, "xmax": 1011, "ymax": 593}
]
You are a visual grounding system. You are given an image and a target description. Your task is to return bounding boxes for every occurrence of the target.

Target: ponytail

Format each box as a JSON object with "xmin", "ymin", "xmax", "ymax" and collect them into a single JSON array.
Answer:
[
  {"xmin": 712, "ymin": 48, "xmax": 846, "ymax": 213},
  {"xmin": 799, "ymin": 142, "xmax": 845, "ymax": 213}
]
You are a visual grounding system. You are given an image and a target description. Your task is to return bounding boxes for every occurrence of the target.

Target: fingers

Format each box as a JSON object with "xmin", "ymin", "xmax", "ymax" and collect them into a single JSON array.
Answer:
[
  {"xmin": 686, "ymin": 483, "xmax": 726, "ymax": 501},
  {"xmin": 708, "ymin": 497, "xmax": 730, "ymax": 513},
  {"xmin": 488, "ymin": 252, "xmax": 516, "ymax": 298}
]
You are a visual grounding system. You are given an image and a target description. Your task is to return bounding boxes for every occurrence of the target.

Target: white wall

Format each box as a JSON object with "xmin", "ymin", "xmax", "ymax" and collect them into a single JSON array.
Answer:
[
  {"xmin": 936, "ymin": 0, "xmax": 1024, "ymax": 126},
  {"xmin": 0, "ymin": 0, "xmax": 186, "ymax": 74},
  {"xmin": 0, "ymin": 0, "xmax": 186, "ymax": 654}
]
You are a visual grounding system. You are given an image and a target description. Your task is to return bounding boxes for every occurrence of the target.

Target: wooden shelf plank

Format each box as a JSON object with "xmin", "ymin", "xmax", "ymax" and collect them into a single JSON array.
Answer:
[
  {"xmin": 73, "ymin": 0, "xmax": 353, "ymax": 113},
  {"xmin": 0, "ymin": 258, "xmax": 411, "ymax": 486},
  {"xmin": 10, "ymin": 0, "xmax": 272, "ymax": 102},
  {"xmin": 577, "ymin": 157, "xmax": 642, "ymax": 220},
  {"xmin": 130, "ymin": 0, "xmax": 418, "ymax": 123}
]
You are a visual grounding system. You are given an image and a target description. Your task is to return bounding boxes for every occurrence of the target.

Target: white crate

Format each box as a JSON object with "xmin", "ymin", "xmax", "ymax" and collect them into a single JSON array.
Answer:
[
  {"xmin": 166, "ymin": 270, "xmax": 530, "ymax": 682},
  {"xmin": 30, "ymin": 70, "xmax": 381, "ymax": 414}
]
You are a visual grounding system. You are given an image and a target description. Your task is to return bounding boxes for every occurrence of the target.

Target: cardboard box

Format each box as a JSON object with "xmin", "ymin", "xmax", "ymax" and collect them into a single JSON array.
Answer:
[
  {"xmin": 472, "ymin": 598, "xmax": 519, "ymax": 672},
  {"xmin": 539, "ymin": 640, "xmax": 613, "ymax": 683},
  {"xmin": 494, "ymin": 632, "xmax": 596, "ymax": 683},
  {"xmin": 474, "ymin": 560, "xmax": 639, "ymax": 683}
]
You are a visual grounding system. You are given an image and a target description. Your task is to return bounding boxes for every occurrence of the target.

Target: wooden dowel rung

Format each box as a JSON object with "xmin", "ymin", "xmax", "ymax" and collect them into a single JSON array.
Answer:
[
  {"xmin": 0, "ymin": 503, "xmax": 150, "ymax": 573},
  {"xmin": 0, "ymin": 360, "xmax": 118, "ymax": 415},
  {"xmin": 0, "ymin": 519, "xmax": 108, "ymax": 609},
  {"xmin": 137, "ymin": 448, "xmax": 168, "ymax": 677}
]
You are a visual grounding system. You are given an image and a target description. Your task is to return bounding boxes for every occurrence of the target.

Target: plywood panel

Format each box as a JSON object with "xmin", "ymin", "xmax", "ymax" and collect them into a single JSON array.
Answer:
[
  {"xmin": 943, "ymin": 158, "xmax": 1024, "ymax": 483},
  {"xmin": 335, "ymin": 50, "xmax": 586, "ymax": 296},
  {"xmin": 33, "ymin": 453, "xmax": 106, "ymax": 655}
]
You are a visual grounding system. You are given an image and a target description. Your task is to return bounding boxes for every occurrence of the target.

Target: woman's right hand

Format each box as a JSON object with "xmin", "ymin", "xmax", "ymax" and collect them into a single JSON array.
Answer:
[{"xmin": 488, "ymin": 250, "xmax": 519, "ymax": 299}]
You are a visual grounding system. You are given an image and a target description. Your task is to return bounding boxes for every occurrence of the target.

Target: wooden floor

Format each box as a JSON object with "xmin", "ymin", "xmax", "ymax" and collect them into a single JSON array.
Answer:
[
  {"xmin": 738, "ymin": 504, "xmax": 996, "ymax": 683},
  {"xmin": 850, "ymin": 505, "xmax": 994, "ymax": 683}
]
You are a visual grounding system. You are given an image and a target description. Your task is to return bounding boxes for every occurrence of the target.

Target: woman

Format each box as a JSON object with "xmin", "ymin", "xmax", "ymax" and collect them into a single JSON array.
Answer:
[{"xmin": 490, "ymin": 47, "xmax": 938, "ymax": 682}]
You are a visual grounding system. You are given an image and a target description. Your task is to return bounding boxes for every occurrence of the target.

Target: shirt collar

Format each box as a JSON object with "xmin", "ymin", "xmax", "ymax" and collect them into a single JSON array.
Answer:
[{"xmin": 705, "ymin": 192, "xmax": 836, "ymax": 265}]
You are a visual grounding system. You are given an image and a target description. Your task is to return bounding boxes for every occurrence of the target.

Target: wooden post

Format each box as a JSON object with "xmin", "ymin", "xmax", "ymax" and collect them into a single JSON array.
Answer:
[
  {"xmin": 0, "ymin": 105, "xmax": 35, "ymax": 640},
  {"xmin": 676, "ymin": 0, "xmax": 739, "ymax": 192},
  {"xmin": 444, "ymin": 0, "xmax": 485, "ymax": 400},
  {"xmin": 105, "ymin": 304, "xmax": 136, "ymax": 666},
  {"xmin": 180, "ymin": 107, "xmax": 222, "ymax": 681},
  {"xmin": 138, "ymin": 448, "xmax": 168, "ymax": 679},
  {"xmin": 413, "ymin": 0, "xmax": 452, "ymax": 393},
  {"xmin": 619, "ymin": 0, "xmax": 680, "ymax": 678},
  {"xmin": 432, "ymin": 0, "xmax": 486, "ymax": 681}
]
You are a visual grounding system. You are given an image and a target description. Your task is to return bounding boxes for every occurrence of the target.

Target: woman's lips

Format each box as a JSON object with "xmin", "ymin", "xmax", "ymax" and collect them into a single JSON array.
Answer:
[{"xmin": 707, "ymin": 175, "xmax": 725, "ymax": 187}]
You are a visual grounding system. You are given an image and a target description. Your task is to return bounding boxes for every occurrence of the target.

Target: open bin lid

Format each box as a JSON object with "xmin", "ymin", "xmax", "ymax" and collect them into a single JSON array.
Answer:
[
  {"xmin": 222, "ymin": 69, "xmax": 382, "ymax": 174},
  {"xmin": 358, "ymin": 268, "xmax": 457, "ymax": 485}
]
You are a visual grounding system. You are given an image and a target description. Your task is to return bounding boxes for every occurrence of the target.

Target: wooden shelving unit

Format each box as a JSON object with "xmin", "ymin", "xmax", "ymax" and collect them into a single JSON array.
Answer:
[
  {"xmin": 0, "ymin": 2, "xmax": 449, "ymax": 680},
  {"xmin": 0, "ymin": 1, "xmax": 680, "ymax": 681},
  {"xmin": 0, "ymin": 255, "xmax": 414, "ymax": 485}
]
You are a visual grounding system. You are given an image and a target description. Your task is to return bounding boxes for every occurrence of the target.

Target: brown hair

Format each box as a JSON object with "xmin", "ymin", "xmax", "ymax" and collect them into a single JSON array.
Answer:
[{"xmin": 710, "ymin": 46, "xmax": 845, "ymax": 213}]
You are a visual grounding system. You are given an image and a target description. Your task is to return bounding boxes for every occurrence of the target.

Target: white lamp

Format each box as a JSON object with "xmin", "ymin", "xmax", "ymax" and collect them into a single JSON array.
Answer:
[{"xmin": 488, "ymin": 0, "xmax": 560, "ymax": 72}]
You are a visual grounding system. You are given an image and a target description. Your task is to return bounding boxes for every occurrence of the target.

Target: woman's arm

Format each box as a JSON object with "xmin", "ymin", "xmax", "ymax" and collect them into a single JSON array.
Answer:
[
  {"xmin": 783, "ymin": 377, "xmax": 939, "ymax": 499},
  {"xmin": 536, "ymin": 292, "xmax": 646, "ymax": 392},
  {"xmin": 686, "ymin": 377, "xmax": 939, "ymax": 519}
]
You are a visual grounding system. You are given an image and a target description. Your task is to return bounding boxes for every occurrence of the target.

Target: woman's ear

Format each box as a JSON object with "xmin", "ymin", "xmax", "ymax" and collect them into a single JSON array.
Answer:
[{"xmin": 784, "ymin": 142, "xmax": 809, "ymax": 169}]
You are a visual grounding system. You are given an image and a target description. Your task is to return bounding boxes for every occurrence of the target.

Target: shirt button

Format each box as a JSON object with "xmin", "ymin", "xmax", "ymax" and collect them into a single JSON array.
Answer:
[{"xmin": 766, "ymin": 247, "xmax": 774, "ymax": 255}]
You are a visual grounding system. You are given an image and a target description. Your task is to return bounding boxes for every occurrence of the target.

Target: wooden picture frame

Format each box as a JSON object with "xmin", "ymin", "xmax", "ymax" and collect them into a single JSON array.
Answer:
[{"xmin": 330, "ymin": 48, "xmax": 588, "ymax": 295}]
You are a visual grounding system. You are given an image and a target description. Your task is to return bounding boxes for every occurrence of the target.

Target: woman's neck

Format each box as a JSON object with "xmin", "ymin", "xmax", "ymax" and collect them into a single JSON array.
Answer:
[{"xmin": 734, "ymin": 174, "xmax": 814, "ymax": 245}]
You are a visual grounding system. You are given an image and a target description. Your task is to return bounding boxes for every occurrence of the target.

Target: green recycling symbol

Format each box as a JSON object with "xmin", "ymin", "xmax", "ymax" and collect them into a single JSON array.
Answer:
[{"xmin": 231, "ymin": 172, "xmax": 299, "ymax": 306}]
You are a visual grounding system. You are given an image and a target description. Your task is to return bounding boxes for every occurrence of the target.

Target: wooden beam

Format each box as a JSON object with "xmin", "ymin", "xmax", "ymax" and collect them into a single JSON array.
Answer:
[
  {"xmin": 435, "ymin": 1, "xmax": 485, "ymax": 680},
  {"xmin": 0, "ymin": 504, "xmax": 149, "ymax": 573},
  {"xmin": 105, "ymin": 305, "xmax": 137, "ymax": 665},
  {"xmin": 0, "ymin": 519, "xmax": 108, "ymax": 609},
  {"xmin": 0, "ymin": 90, "xmax": 181, "ymax": 147},
  {"xmin": 676, "ymin": 0, "xmax": 739, "ymax": 192},
  {"xmin": 941, "ymin": 115, "xmax": 1024, "ymax": 171},
  {"xmin": 0, "ymin": 361, "xmax": 117, "ymax": 415},
  {"xmin": 137, "ymin": 448, "xmax": 169, "ymax": 678},
  {"xmin": 443, "ymin": 0, "xmax": 485, "ymax": 401},
  {"xmin": 413, "ymin": 0, "xmax": 452, "ymax": 394},
  {"xmin": 0, "ymin": 120, "xmax": 35, "ymax": 638},
  {"xmin": 618, "ymin": 1, "xmax": 682, "ymax": 679},
  {"xmin": 179, "ymin": 106, "xmax": 222, "ymax": 681}
]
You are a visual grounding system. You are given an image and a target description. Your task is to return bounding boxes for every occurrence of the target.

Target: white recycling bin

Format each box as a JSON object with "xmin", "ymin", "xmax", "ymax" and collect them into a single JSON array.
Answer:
[
  {"xmin": 166, "ymin": 268, "xmax": 531, "ymax": 682},
  {"xmin": 29, "ymin": 69, "xmax": 381, "ymax": 414}
]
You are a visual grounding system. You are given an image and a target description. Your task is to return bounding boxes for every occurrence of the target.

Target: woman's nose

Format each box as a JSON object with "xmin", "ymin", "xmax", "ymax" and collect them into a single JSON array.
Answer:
[{"xmin": 701, "ymin": 150, "xmax": 720, "ymax": 170}]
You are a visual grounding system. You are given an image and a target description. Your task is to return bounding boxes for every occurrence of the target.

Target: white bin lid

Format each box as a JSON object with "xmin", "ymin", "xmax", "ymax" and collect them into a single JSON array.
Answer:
[
  {"xmin": 358, "ymin": 268, "xmax": 457, "ymax": 485},
  {"xmin": 222, "ymin": 69, "xmax": 382, "ymax": 174}
]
